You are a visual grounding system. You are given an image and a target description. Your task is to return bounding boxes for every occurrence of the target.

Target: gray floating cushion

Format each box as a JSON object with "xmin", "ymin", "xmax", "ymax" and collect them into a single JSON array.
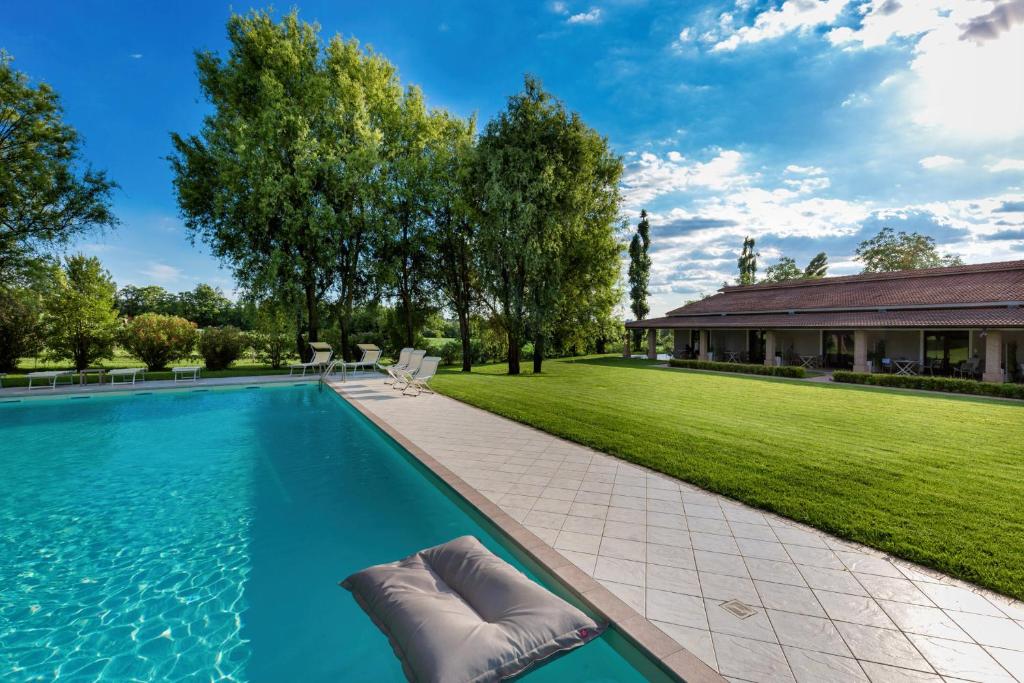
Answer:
[{"xmin": 341, "ymin": 535, "xmax": 605, "ymax": 683}]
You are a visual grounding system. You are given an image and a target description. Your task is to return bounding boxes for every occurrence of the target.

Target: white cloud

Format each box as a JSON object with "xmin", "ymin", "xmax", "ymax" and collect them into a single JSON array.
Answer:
[
  {"xmin": 712, "ymin": 0, "xmax": 849, "ymax": 51},
  {"xmin": 785, "ymin": 164, "xmax": 826, "ymax": 176},
  {"xmin": 841, "ymin": 92, "xmax": 871, "ymax": 108},
  {"xmin": 140, "ymin": 262, "xmax": 184, "ymax": 284},
  {"xmin": 988, "ymin": 158, "xmax": 1024, "ymax": 172},
  {"xmin": 567, "ymin": 8, "xmax": 602, "ymax": 24},
  {"xmin": 919, "ymin": 155, "xmax": 962, "ymax": 169},
  {"xmin": 621, "ymin": 150, "xmax": 750, "ymax": 205},
  {"xmin": 551, "ymin": 1, "xmax": 569, "ymax": 14}
]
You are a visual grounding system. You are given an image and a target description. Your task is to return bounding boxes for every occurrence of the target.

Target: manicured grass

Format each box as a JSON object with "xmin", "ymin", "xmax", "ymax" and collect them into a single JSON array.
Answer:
[{"xmin": 432, "ymin": 356, "xmax": 1024, "ymax": 600}]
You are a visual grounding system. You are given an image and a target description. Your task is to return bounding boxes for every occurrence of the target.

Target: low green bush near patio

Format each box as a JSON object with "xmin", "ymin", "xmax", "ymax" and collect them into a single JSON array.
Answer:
[
  {"xmin": 668, "ymin": 358, "xmax": 805, "ymax": 378},
  {"xmin": 833, "ymin": 370, "xmax": 1024, "ymax": 399},
  {"xmin": 433, "ymin": 356, "xmax": 1024, "ymax": 600}
]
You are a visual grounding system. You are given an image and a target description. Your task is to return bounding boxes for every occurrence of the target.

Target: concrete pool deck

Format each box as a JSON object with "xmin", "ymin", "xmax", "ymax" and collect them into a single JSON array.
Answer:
[
  {"xmin": 328, "ymin": 375, "xmax": 1024, "ymax": 683},
  {"xmin": 0, "ymin": 372, "xmax": 313, "ymax": 400}
]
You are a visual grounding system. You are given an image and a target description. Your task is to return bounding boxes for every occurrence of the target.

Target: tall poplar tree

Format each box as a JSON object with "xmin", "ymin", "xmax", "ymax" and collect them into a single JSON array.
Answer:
[
  {"xmin": 628, "ymin": 210, "xmax": 651, "ymax": 349},
  {"xmin": 737, "ymin": 236, "xmax": 758, "ymax": 285}
]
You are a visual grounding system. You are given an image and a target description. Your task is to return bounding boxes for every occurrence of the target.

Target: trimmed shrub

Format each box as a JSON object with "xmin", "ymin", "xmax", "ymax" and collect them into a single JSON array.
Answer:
[
  {"xmin": 121, "ymin": 313, "xmax": 198, "ymax": 370},
  {"xmin": 668, "ymin": 358, "xmax": 806, "ymax": 378},
  {"xmin": 832, "ymin": 371, "xmax": 1024, "ymax": 399},
  {"xmin": 199, "ymin": 326, "xmax": 245, "ymax": 370}
]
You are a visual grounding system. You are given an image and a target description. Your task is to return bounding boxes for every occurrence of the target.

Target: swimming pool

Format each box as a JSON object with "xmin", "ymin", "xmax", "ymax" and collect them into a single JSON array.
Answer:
[{"xmin": 0, "ymin": 385, "xmax": 669, "ymax": 681}]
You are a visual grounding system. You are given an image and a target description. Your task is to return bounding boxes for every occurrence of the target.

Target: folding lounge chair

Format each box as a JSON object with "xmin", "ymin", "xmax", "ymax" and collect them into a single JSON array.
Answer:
[
  {"xmin": 108, "ymin": 368, "xmax": 142, "ymax": 385},
  {"xmin": 341, "ymin": 348, "xmax": 382, "ymax": 379},
  {"xmin": 27, "ymin": 370, "xmax": 74, "ymax": 390},
  {"xmin": 387, "ymin": 349, "xmax": 424, "ymax": 385},
  {"xmin": 392, "ymin": 351, "xmax": 426, "ymax": 391},
  {"xmin": 381, "ymin": 347, "xmax": 413, "ymax": 384},
  {"xmin": 290, "ymin": 342, "xmax": 334, "ymax": 376},
  {"xmin": 402, "ymin": 356, "xmax": 441, "ymax": 396}
]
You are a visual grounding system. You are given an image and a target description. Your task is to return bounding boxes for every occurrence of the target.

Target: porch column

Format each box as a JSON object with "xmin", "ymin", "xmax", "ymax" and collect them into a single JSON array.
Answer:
[
  {"xmin": 623, "ymin": 332, "xmax": 631, "ymax": 358},
  {"xmin": 763, "ymin": 331, "xmax": 776, "ymax": 366},
  {"xmin": 982, "ymin": 330, "xmax": 1004, "ymax": 383},
  {"xmin": 647, "ymin": 328, "xmax": 658, "ymax": 360},
  {"xmin": 698, "ymin": 329, "xmax": 709, "ymax": 361},
  {"xmin": 853, "ymin": 330, "xmax": 869, "ymax": 373}
]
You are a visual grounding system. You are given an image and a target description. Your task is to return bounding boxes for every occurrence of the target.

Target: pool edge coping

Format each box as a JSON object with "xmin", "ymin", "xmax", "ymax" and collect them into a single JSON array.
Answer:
[{"xmin": 327, "ymin": 382, "xmax": 726, "ymax": 683}]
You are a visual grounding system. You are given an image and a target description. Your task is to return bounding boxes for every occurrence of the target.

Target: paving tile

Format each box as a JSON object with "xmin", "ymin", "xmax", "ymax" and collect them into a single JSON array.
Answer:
[
  {"xmin": 699, "ymin": 572, "xmax": 761, "ymax": 605},
  {"xmin": 557, "ymin": 549, "xmax": 597, "ymax": 575},
  {"xmin": 905, "ymin": 633, "xmax": 1014, "ymax": 682},
  {"xmin": 782, "ymin": 647, "xmax": 868, "ymax": 683},
  {"xmin": 500, "ymin": 493, "xmax": 539, "ymax": 509},
  {"xmin": 745, "ymin": 558, "xmax": 808, "ymax": 587},
  {"xmin": 772, "ymin": 525, "xmax": 829, "ymax": 548},
  {"xmin": 799, "ymin": 565, "xmax": 869, "ymax": 596},
  {"xmin": 944, "ymin": 610, "xmax": 1024, "ymax": 649},
  {"xmin": 836, "ymin": 551, "xmax": 906, "ymax": 579},
  {"xmin": 833, "ymin": 622, "xmax": 934, "ymax": 672},
  {"xmin": 737, "ymin": 538, "xmax": 791, "ymax": 562},
  {"xmin": 540, "ymin": 486, "xmax": 578, "ymax": 502},
  {"xmin": 786, "ymin": 545, "xmax": 846, "ymax": 570},
  {"xmin": 602, "ymin": 520, "xmax": 646, "ymax": 542},
  {"xmin": 730, "ymin": 521, "xmax": 779, "ymax": 541},
  {"xmin": 599, "ymin": 580, "xmax": 646, "ymax": 616},
  {"xmin": 599, "ymin": 536, "xmax": 647, "ymax": 562},
  {"xmin": 648, "ymin": 498, "xmax": 685, "ymax": 515},
  {"xmin": 532, "ymin": 497, "xmax": 573, "ymax": 514},
  {"xmin": 613, "ymin": 483, "xmax": 647, "ymax": 498},
  {"xmin": 646, "ymin": 588, "xmax": 708, "ymax": 629},
  {"xmin": 915, "ymin": 583, "xmax": 1005, "ymax": 617},
  {"xmin": 574, "ymin": 490, "xmax": 611, "ymax": 506},
  {"xmin": 755, "ymin": 581, "xmax": 827, "ymax": 618},
  {"xmin": 815, "ymin": 590, "xmax": 896, "ymax": 628},
  {"xmin": 876, "ymin": 600, "xmax": 972, "ymax": 642},
  {"xmin": 856, "ymin": 574, "xmax": 933, "ymax": 606},
  {"xmin": 768, "ymin": 609, "xmax": 852, "ymax": 657},
  {"xmin": 712, "ymin": 633, "xmax": 795, "ymax": 682},
  {"xmin": 560, "ymin": 515, "xmax": 605, "ymax": 535},
  {"xmin": 568, "ymin": 502, "xmax": 609, "ymax": 519},
  {"xmin": 647, "ymin": 563, "xmax": 701, "ymax": 596},
  {"xmin": 609, "ymin": 494, "xmax": 646, "ymax": 511},
  {"xmin": 646, "ymin": 487, "xmax": 683, "ymax": 503},
  {"xmin": 523, "ymin": 510, "xmax": 567, "ymax": 530},
  {"xmin": 857, "ymin": 661, "xmax": 943, "ymax": 682},
  {"xmin": 594, "ymin": 556, "xmax": 646, "ymax": 587},
  {"xmin": 646, "ymin": 526, "xmax": 691, "ymax": 547},
  {"xmin": 553, "ymin": 530, "xmax": 601, "ymax": 554},
  {"xmin": 722, "ymin": 507, "xmax": 770, "ymax": 526},
  {"xmin": 647, "ymin": 543, "xmax": 697, "ymax": 570},
  {"xmin": 686, "ymin": 503, "xmax": 727, "ymax": 520},
  {"xmin": 691, "ymin": 531, "xmax": 741, "ymax": 554},
  {"xmin": 578, "ymin": 479, "xmax": 613, "ymax": 494},
  {"xmin": 694, "ymin": 550, "xmax": 750, "ymax": 578},
  {"xmin": 687, "ymin": 517, "xmax": 734, "ymax": 535},
  {"xmin": 606, "ymin": 506, "xmax": 646, "ymax": 524},
  {"xmin": 646, "ymin": 511, "xmax": 688, "ymax": 530},
  {"xmin": 502, "ymin": 505, "xmax": 530, "ymax": 522},
  {"xmin": 525, "ymin": 524, "xmax": 560, "ymax": 545},
  {"xmin": 651, "ymin": 620, "xmax": 717, "ymax": 671},
  {"xmin": 985, "ymin": 646, "xmax": 1024, "ymax": 681},
  {"xmin": 706, "ymin": 598, "xmax": 777, "ymax": 643}
]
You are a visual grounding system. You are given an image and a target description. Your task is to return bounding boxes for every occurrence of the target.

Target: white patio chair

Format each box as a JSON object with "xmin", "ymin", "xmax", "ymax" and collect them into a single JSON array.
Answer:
[
  {"xmin": 402, "ymin": 356, "xmax": 441, "ymax": 396},
  {"xmin": 289, "ymin": 342, "xmax": 333, "ymax": 376},
  {"xmin": 27, "ymin": 370, "xmax": 74, "ymax": 390},
  {"xmin": 108, "ymin": 368, "xmax": 142, "ymax": 385},
  {"xmin": 392, "ymin": 351, "xmax": 427, "ymax": 390},
  {"xmin": 172, "ymin": 366, "xmax": 201, "ymax": 382},
  {"xmin": 341, "ymin": 348, "xmax": 382, "ymax": 380},
  {"xmin": 381, "ymin": 347, "xmax": 414, "ymax": 384}
]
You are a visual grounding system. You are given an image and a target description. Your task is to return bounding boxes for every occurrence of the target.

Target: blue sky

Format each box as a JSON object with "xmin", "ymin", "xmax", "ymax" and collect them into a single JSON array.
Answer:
[{"xmin": 3, "ymin": 0, "xmax": 1023, "ymax": 316}]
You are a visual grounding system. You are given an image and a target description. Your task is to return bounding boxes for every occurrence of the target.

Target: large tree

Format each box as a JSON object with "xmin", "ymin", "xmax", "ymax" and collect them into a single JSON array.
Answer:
[
  {"xmin": 628, "ymin": 210, "xmax": 651, "ymax": 349},
  {"xmin": 41, "ymin": 255, "xmax": 120, "ymax": 371},
  {"xmin": 854, "ymin": 228, "xmax": 963, "ymax": 272},
  {"xmin": 0, "ymin": 52, "xmax": 118, "ymax": 281},
  {"xmin": 737, "ymin": 236, "xmax": 758, "ymax": 285},
  {"xmin": 803, "ymin": 251, "xmax": 829, "ymax": 278},
  {"xmin": 170, "ymin": 11, "xmax": 396, "ymax": 356},
  {"xmin": 763, "ymin": 252, "xmax": 829, "ymax": 283},
  {"xmin": 472, "ymin": 77, "xmax": 622, "ymax": 374},
  {"xmin": 427, "ymin": 112, "xmax": 479, "ymax": 372}
]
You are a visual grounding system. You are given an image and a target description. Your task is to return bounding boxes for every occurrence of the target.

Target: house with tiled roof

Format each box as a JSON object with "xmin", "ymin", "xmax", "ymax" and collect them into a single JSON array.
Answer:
[{"xmin": 625, "ymin": 260, "xmax": 1024, "ymax": 383}]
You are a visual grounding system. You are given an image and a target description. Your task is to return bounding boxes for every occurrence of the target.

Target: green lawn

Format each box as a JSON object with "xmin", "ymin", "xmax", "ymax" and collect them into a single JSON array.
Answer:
[{"xmin": 432, "ymin": 356, "xmax": 1024, "ymax": 600}]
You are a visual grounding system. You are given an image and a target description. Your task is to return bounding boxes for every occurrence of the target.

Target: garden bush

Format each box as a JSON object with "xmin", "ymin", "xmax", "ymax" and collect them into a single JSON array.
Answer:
[
  {"xmin": 121, "ymin": 313, "xmax": 198, "ymax": 370},
  {"xmin": 832, "ymin": 371, "xmax": 1024, "ymax": 399},
  {"xmin": 668, "ymin": 358, "xmax": 806, "ymax": 378},
  {"xmin": 0, "ymin": 288, "xmax": 42, "ymax": 372},
  {"xmin": 199, "ymin": 325, "xmax": 245, "ymax": 370}
]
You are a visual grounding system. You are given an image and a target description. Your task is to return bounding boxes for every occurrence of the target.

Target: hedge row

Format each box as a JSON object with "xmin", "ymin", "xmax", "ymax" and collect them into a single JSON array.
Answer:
[
  {"xmin": 668, "ymin": 359, "xmax": 806, "ymax": 378},
  {"xmin": 832, "ymin": 371, "xmax": 1024, "ymax": 399}
]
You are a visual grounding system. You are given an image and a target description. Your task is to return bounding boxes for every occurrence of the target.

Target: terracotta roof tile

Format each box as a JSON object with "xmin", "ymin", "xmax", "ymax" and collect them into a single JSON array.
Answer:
[{"xmin": 626, "ymin": 307, "xmax": 1024, "ymax": 329}]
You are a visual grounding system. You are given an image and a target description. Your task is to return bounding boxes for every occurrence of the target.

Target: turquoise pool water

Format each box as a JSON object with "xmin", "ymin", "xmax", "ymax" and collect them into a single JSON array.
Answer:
[{"xmin": 0, "ymin": 385, "xmax": 666, "ymax": 682}]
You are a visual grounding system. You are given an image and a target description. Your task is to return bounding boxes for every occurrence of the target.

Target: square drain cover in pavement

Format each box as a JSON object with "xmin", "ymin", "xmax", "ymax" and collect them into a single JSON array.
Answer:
[{"xmin": 720, "ymin": 599, "xmax": 758, "ymax": 619}]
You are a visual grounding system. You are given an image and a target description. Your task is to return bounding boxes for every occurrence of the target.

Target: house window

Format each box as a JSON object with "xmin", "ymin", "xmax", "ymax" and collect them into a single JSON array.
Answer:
[
  {"xmin": 924, "ymin": 330, "xmax": 970, "ymax": 373},
  {"xmin": 822, "ymin": 330, "xmax": 855, "ymax": 369}
]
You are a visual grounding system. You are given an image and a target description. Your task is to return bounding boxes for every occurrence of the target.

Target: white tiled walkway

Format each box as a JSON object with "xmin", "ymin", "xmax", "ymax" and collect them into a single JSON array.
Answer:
[{"xmin": 332, "ymin": 378, "xmax": 1024, "ymax": 683}]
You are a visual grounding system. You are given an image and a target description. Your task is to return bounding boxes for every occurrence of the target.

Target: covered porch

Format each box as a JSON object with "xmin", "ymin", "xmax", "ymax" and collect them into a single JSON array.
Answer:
[{"xmin": 627, "ymin": 324, "xmax": 1023, "ymax": 383}]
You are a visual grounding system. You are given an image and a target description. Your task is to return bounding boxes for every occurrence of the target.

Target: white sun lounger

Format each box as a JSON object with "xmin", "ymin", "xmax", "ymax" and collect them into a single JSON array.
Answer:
[
  {"xmin": 381, "ymin": 347, "xmax": 414, "ymax": 384},
  {"xmin": 27, "ymin": 370, "xmax": 75, "ymax": 390},
  {"xmin": 341, "ymin": 348, "xmax": 382, "ymax": 380},
  {"xmin": 107, "ymin": 368, "xmax": 143, "ymax": 385},
  {"xmin": 402, "ymin": 356, "xmax": 441, "ymax": 396},
  {"xmin": 172, "ymin": 366, "xmax": 201, "ymax": 382},
  {"xmin": 391, "ymin": 350, "xmax": 426, "ymax": 390},
  {"xmin": 290, "ymin": 342, "xmax": 333, "ymax": 376}
]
